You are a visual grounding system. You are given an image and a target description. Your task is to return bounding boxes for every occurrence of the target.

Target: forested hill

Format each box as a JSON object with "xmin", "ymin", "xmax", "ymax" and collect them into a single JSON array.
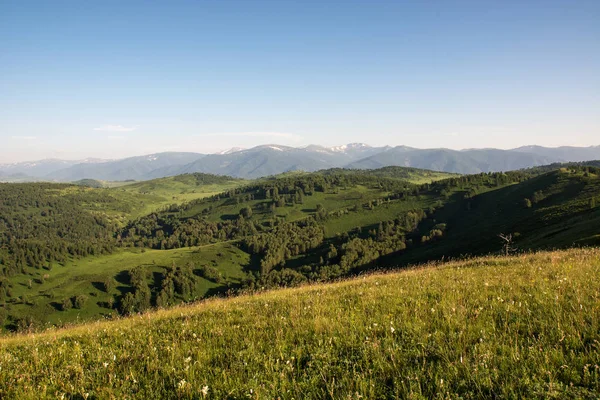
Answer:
[{"xmin": 0, "ymin": 164, "xmax": 599, "ymax": 331}]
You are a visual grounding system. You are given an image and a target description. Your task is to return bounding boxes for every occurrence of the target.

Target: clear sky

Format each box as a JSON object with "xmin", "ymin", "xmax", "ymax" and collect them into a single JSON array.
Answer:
[{"xmin": 1, "ymin": 0, "xmax": 599, "ymax": 162}]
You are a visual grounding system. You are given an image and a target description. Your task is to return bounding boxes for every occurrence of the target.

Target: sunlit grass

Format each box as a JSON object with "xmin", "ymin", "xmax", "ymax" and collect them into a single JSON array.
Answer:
[{"xmin": 1, "ymin": 248, "xmax": 599, "ymax": 399}]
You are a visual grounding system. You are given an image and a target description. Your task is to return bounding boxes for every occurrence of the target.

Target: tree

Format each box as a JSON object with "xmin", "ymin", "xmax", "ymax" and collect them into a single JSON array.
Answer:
[
  {"xmin": 101, "ymin": 278, "xmax": 113, "ymax": 292},
  {"xmin": 119, "ymin": 292, "xmax": 136, "ymax": 315},
  {"xmin": 315, "ymin": 204, "xmax": 327, "ymax": 220},
  {"xmin": 239, "ymin": 206, "xmax": 253, "ymax": 219},
  {"xmin": 61, "ymin": 297, "xmax": 73, "ymax": 311},
  {"xmin": 73, "ymin": 294, "xmax": 88, "ymax": 309},
  {"xmin": 498, "ymin": 233, "xmax": 516, "ymax": 256}
]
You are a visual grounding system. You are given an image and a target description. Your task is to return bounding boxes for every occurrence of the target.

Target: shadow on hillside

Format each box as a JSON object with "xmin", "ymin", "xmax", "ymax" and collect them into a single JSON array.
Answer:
[
  {"xmin": 91, "ymin": 281, "xmax": 106, "ymax": 292},
  {"xmin": 220, "ymin": 214, "xmax": 238, "ymax": 221},
  {"xmin": 114, "ymin": 270, "xmax": 130, "ymax": 285},
  {"xmin": 204, "ymin": 285, "xmax": 232, "ymax": 298}
]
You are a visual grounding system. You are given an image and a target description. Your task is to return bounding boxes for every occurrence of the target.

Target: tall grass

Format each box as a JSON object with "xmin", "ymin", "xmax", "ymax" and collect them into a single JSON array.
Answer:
[{"xmin": 1, "ymin": 248, "xmax": 599, "ymax": 399}]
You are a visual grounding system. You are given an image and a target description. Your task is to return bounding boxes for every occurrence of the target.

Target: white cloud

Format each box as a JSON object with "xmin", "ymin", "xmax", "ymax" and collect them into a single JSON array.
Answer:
[{"xmin": 94, "ymin": 125, "xmax": 139, "ymax": 132}]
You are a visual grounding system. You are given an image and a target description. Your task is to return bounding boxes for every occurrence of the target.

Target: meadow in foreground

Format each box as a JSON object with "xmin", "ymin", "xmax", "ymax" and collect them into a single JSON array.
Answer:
[{"xmin": 0, "ymin": 248, "xmax": 599, "ymax": 399}]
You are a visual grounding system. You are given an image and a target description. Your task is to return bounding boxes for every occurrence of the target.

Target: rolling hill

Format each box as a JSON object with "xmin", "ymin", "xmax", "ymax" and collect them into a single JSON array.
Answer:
[
  {"xmin": 1, "ymin": 248, "xmax": 598, "ymax": 398},
  {"xmin": 1, "ymin": 163, "xmax": 599, "ymax": 331}
]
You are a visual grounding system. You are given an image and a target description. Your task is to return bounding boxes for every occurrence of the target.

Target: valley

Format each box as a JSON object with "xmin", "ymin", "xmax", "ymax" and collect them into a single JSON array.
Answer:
[{"xmin": 0, "ymin": 163, "xmax": 599, "ymax": 331}]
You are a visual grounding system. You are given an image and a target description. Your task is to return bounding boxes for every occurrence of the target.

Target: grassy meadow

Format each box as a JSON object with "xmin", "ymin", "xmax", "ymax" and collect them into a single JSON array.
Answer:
[
  {"xmin": 1, "ymin": 248, "xmax": 598, "ymax": 399},
  {"xmin": 115, "ymin": 174, "xmax": 244, "ymax": 216},
  {"xmin": 6, "ymin": 243, "xmax": 249, "ymax": 328}
]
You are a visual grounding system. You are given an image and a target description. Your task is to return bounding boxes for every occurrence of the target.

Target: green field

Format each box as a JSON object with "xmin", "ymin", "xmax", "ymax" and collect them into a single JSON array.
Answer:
[
  {"xmin": 6, "ymin": 243, "xmax": 249, "ymax": 327},
  {"xmin": 1, "ymin": 248, "xmax": 598, "ymax": 399},
  {"xmin": 115, "ymin": 174, "xmax": 244, "ymax": 216}
]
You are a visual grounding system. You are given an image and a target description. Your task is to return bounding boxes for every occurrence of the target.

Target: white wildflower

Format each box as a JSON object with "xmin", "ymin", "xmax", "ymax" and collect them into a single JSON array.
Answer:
[{"xmin": 177, "ymin": 379, "xmax": 187, "ymax": 389}]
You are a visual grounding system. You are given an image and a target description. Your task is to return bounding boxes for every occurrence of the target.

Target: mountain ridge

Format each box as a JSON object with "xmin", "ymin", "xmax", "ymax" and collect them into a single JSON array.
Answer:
[{"xmin": 2, "ymin": 144, "xmax": 600, "ymax": 182}]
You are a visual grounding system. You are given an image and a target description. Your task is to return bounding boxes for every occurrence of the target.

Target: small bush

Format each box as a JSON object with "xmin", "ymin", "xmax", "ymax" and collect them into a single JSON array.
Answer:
[
  {"xmin": 101, "ymin": 278, "xmax": 113, "ymax": 293},
  {"xmin": 73, "ymin": 294, "xmax": 88, "ymax": 309},
  {"xmin": 61, "ymin": 297, "xmax": 73, "ymax": 311},
  {"xmin": 196, "ymin": 265, "xmax": 223, "ymax": 283}
]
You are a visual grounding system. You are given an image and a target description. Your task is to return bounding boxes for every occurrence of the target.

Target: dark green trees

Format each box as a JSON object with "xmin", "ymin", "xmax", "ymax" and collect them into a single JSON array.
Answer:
[{"xmin": 239, "ymin": 206, "xmax": 253, "ymax": 219}]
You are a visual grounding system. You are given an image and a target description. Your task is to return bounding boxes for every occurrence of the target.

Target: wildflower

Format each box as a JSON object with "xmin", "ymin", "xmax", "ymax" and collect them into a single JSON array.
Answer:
[
  {"xmin": 184, "ymin": 356, "xmax": 192, "ymax": 363},
  {"xmin": 103, "ymin": 362, "xmax": 109, "ymax": 368},
  {"xmin": 177, "ymin": 379, "xmax": 187, "ymax": 389},
  {"xmin": 201, "ymin": 385, "xmax": 209, "ymax": 396},
  {"xmin": 390, "ymin": 326, "xmax": 395, "ymax": 333}
]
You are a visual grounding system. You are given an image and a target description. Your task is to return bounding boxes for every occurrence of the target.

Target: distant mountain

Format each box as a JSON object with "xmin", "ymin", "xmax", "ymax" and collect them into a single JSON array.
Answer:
[
  {"xmin": 0, "ymin": 158, "xmax": 103, "ymax": 178},
  {"xmin": 45, "ymin": 152, "xmax": 205, "ymax": 181},
  {"xmin": 180, "ymin": 145, "xmax": 343, "ymax": 179},
  {"xmin": 3, "ymin": 143, "xmax": 600, "ymax": 181},
  {"xmin": 346, "ymin": 147, "xmax": 554, "ymax": 174},
  {"xmin": 217, "ymin": 147, "xmax": 246, "ymax": 155},
  {"xmin": 0, "ymin": 172, "xmax": 40, "ymax": 183},
  {"xmin": 513, "ymin": 145, "xmax": 600, "ymax": 162}
]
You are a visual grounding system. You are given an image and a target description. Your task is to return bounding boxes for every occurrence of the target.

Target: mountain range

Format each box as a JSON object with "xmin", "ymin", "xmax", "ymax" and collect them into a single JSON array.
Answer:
[{"xmin": 1, "ymin": 143, "xmax": 600, "ymax": 182}]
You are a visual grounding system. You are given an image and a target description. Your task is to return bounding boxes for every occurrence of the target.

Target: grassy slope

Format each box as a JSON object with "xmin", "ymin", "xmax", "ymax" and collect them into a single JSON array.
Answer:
[
  {"xmin": 323, "ymin": 166, "xmax": 459, "ymax": 184},
  {"xmin": 184, "ymin": 185, "xmax": 396, "ymax": 225},
  {"xmin": 113, "ymin": 174, "xmax": 244, "ymax": 216},
  {"xmin": 1, "ymin": 248, "xmax": 598, "ymax": 399},
  {"xmin": 389, "ymin": 169, "xmax": 600, "ymax": 266},
  {"xmin": 8, "ymin": 243, "xmax": 249, "ymax": 326},
  {"xmin": 264, "ymin": 167, "xmax": 457, "ymax": 184}
]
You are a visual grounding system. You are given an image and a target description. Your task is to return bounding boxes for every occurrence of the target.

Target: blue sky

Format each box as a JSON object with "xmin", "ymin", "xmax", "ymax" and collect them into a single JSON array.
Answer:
[{"xmin": 1, "ymin": 0, "xmax": 599, "ymax": 162}]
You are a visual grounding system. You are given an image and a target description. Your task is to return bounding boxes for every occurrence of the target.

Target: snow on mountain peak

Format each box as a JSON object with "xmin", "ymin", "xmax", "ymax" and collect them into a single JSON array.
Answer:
[
  {"xmin": 217, "ymin": 147, "xmax": 246, "ymax": 155},
  {"xmin": 328, "ymin": 143, "xmax": 371, "ymax": 153}
]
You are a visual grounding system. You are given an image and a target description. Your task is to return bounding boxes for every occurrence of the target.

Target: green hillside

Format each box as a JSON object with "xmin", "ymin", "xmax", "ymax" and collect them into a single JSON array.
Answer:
[
  {"xmin": 381, "ymin": 166, "xmax": 600, "ymax": 266},
  {"xmin": 1, "ymin": 248, "xmax": 598, "ymax": 399},
  {"xmin": 1, "ymin": 165, "xmax": 599, "ymax": 331},
  {"xmin": 113, "ymin": 173, "xmax": 245, "ymax": 215}
]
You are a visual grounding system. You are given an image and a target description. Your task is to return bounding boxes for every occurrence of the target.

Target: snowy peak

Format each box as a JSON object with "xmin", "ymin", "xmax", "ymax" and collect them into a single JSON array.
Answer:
[
  {"xmin": 217, "ymin": 147, "xmax": 246, "ymax": 155},
  {"xmin": 328, "ymin": 143, "xmax": 371, "ymax": 153},
  {"xmin": 250, "ymin": 144, "xmax": 294, "ymax": 152}
]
